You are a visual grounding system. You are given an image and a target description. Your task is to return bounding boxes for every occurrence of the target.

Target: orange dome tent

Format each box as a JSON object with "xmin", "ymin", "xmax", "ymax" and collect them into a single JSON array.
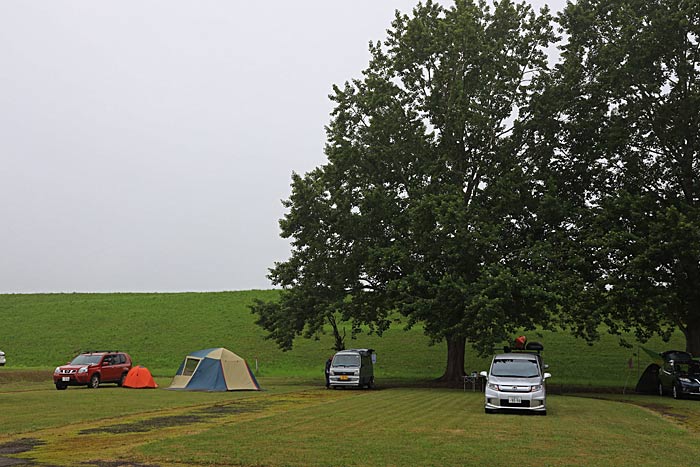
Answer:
[{"xmin": 123, "ymin": 365, "xmax": 158, "ymax": 389}]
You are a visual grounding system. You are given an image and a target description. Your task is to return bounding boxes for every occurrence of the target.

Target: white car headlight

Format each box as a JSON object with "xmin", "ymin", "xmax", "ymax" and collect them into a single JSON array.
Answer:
[
  {"xmin": 78, "ymin": 367, "xmax": 89, "ymax": 374},
  {"xmin": 54, "ymin": 367, "xmax": 61, "ymax": 373},
  {"xmin": 679, "ymin": 377, "xmax": 692, "ymax": 383},
  {"xmin": 487, "ymin": 383, "xmax": 500, "ymax": 391},
  {"xmin": 531, "ymin": 385, "xmax": 542, "ymax": 392}
]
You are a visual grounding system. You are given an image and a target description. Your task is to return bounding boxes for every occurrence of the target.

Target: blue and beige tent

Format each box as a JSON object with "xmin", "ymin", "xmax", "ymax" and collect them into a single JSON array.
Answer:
[{"xmin": 168, "ymin": 347, "xmax": 260, "ymax": 391}]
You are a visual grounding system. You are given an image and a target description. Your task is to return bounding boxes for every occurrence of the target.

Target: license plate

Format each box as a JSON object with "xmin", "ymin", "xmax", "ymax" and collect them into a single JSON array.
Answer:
[
  {"xmin": 340, "ymin": 376, "xmax": 348, "ymax": 381},
  {"xmin": 508, "ymin": 396, "xmax": 522, "ymax": 404},
  {"xmin": 62, "ymin": 377, "xmax": 70, "ymax": 382}
]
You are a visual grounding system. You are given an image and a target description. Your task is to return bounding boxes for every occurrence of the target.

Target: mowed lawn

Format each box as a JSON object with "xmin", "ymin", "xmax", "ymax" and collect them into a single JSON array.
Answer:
[
  {"xmin": 1, "ymin": 379, "xmax": 698, "ymax": 467},
  {"xmin": 140, "ymin": 388, "xmax": 699, "ymax": 467}
]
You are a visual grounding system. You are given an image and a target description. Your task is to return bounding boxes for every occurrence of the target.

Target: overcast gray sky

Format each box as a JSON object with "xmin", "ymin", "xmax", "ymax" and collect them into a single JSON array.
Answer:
[{"xmin": 0, "ymin": 0, "xmax": 566, "ymax": 294}]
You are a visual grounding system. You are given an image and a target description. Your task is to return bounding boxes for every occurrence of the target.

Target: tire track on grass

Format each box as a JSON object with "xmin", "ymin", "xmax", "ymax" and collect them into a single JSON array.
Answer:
[{"xmin": 0, "ymin": 388, "xmax": 343, "ymax": 466}]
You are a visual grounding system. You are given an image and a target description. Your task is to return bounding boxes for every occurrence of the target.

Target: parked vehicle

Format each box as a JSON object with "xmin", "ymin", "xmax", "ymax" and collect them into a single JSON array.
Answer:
[
  {"xmin": 53, "ymin": 351, "xmax": 132, "ymax": 390},
  {"xmin": 480, "ymin": 346, "xmax": 551, "ymax": 415},
  {"xmin": 328, "ymin": 348, "xmax": 375, "ymax": 389},
  {"xmin": 658, "ymin": 358, "xmax": 700, "ymax": 399},
  {"xmin": 661, "ymin": 350, "xmax": 693, "ymax": 363},
  {"xmin": 0, "ymin": 350, "xmax": 5, "ymax": 366}
]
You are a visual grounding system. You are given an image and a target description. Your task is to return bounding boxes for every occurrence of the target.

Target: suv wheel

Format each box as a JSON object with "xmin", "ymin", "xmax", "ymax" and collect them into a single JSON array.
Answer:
[
  {"xmin": 88, "ymin": 374, "xmax": 100, "ymax": 389},
  {"xmin": 55, "ymin": 382, "xmax": 67, "ymax": 390},
  {"xmin": 118, "ymin": 373, "xmax": 127, "ymax": 387},
  {"xmin": 672, "ymin": 384, "xmax": 683, "ymax": 400}
]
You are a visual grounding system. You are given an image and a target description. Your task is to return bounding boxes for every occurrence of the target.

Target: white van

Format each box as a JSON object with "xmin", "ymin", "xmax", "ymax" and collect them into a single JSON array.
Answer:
[
  {"xmin": 328, "ymin": 348, "xmax": 375, "ymax": 389},
  {"xmin": 480, "ymin": 351, "xmax": 551, "ymax": 415}
]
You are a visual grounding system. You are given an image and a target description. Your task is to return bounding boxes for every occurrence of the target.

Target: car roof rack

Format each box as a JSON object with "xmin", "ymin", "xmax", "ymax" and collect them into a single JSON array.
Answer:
[
  {"xmin": 503, "ymin": 342, "xmax": 544, "ymax": 354},
  {"xmin": 341, "ymin": 348, "xmax": 375, "ymax": 353}
]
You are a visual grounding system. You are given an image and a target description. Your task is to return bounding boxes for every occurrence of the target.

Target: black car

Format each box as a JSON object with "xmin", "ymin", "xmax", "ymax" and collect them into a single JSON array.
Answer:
[{"xmin": 658, "ymin": 359, "xmax": 700, "ymax": 399}]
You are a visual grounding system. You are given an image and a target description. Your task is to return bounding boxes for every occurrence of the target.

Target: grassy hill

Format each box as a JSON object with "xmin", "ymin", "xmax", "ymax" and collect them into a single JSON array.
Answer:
[{"xmin": 0, "ymin": 290, "xmax": 686, "ymax": 387}]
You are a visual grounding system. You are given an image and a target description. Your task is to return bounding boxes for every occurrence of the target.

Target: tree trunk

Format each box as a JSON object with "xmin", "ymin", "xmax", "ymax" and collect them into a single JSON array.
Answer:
[
  {"xmin": 437, "ymin": 335, "xmax": 466, "ymax": 383},
  {"xmin": 684, "ymin": 319, "xmax": 700, "ymax": 357},
  {"xmin": 327, "ymin": 314, "xmax": 346, "ymax": 351}
]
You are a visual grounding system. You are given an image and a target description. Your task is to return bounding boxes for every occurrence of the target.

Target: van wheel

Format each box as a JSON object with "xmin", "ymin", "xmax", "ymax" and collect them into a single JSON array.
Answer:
[
  {"xmin": 368, "ymin": 378, "xmax": 375, "ymax": 389},
  {"xmin": 88, "ymin": 374, "xmax": 100, "ymax": 389}
]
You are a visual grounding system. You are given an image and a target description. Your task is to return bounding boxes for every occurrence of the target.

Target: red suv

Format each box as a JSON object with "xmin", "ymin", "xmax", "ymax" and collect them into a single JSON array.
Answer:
[{"xmin": 53, "ymin": 351, "xmax": 132, "ymax": 390}]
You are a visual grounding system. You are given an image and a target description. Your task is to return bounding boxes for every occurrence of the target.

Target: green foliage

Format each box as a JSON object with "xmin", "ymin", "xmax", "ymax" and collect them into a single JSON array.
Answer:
[
  {"xmin": 549, "ymin": 0, "xmax": 700, "ymax": 353},
  {"xmin": 253, "ymin": 0, "xmax": 559, "ymax": 381}
]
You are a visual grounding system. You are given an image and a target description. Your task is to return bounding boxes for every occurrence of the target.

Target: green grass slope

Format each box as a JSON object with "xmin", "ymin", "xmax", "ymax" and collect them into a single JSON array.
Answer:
[{"xmin": 0, "ymin": 290, "xmax": 686, "ymax": 386}]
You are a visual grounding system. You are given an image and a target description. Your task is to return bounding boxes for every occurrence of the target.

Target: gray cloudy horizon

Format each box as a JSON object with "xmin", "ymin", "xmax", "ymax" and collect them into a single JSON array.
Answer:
[{"xmin": 1, "ymin": 0, "xmax": 565, "ymax": 294}]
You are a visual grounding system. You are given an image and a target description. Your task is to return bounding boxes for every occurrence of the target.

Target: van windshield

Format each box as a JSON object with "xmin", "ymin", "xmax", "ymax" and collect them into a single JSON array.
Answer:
[
  {"xmin": 491, "ymin": 359, "xmax": 540, "ymax": 378},
  {"xmin": 332, "ymin": 354, "xmax": 360, "ymax": 367}
]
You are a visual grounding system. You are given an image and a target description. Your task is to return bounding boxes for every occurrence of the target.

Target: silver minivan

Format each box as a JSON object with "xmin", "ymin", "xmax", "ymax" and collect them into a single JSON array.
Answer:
[
  {"xmin": 328, "ymin": 348, "xmax": 375, "ymax": 389},
  {"xmin": 480, "ymin": 352, "xmax": 551, "ymax": 415}
]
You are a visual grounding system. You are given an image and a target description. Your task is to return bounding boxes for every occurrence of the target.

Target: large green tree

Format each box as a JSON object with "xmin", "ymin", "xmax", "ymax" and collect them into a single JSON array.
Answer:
[
  {"xmin": 252, "ymin": 0, "xmax": 557, "ymax": 382},
  {"xmin": 552, "ymin": 0, "xmax": 700, "ymax": 353}
]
